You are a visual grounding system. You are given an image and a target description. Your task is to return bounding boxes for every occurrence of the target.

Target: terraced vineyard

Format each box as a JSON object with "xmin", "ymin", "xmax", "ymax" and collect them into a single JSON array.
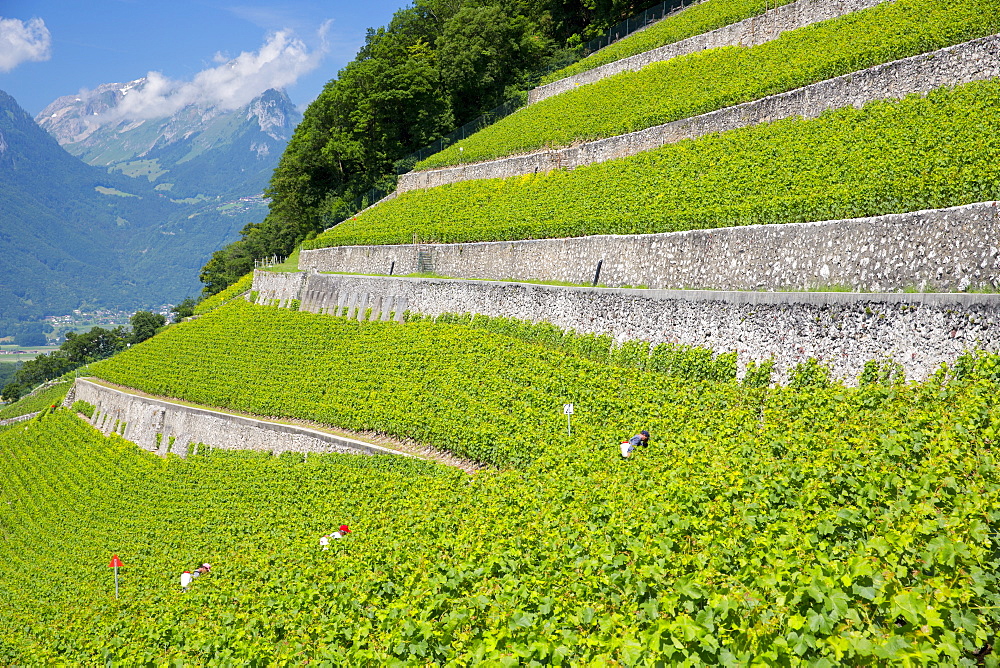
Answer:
[
  {"xmin": 539, "ymin": 0, "xmax": 798, "ymax": 85},
  {"xmin": 410, "ymin": 311, "xmax": 745, "ymax": 384},
  {"xmin": 0, "ymin": 411, "xmax": 452, "ymax": 664},
  {"xmin": 193, "ymin": 272, "xmax": 254, "ymax": 316},
  {"xmin": 6, "ymin": 0, "xmax": 999, "ymax": 661},
  {"xmin": 3, "ymin": 302, "xmax": 1000, "ymax": 663},
  {"xmin": 418, "ymin": 0, "xmax": 998, "ymax": 169},
  {"xmin": 0, "ymin": 381, "xmax": 71, "ymax": 421},
  {"xmin": 90, "ymin": 301, "xmax": 745, "ymax": 466},
  {"xmin": 309, "ymin": 80, "xmax": 1000, "ymax": 248}
]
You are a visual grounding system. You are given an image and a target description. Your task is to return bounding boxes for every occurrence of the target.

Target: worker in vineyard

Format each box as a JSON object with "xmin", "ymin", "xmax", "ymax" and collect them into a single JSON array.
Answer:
[
  {"xmin": 320, "ymin": 525, "xmax": 350, "ymax": 549},
  {"xmin": 619, "ymin": 430, "xmax": 650, "ymax": 459},
  {"xmin": 191, "ymin": 563, "xmax": 211, "ymax": 579}
]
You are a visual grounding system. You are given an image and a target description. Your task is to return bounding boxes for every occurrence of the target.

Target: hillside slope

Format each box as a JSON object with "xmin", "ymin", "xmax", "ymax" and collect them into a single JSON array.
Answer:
[
  {"xmin": 4, "ymin": 0, "xmax": 998, "ymax": 662},
  {"xmin": 308, "ymin": 80, "xmax": 1000, "ymax": 248},
  {"xmin": 418, "ymin": 0, "xmax": 997, "ymax": 169},
  {"xmin": 0, "ymin": 90, "xmax": 157, "ymax": 325},
  {"xmin": 3, "ymin": 309, "xmax": 1000, "ymax": 663}
]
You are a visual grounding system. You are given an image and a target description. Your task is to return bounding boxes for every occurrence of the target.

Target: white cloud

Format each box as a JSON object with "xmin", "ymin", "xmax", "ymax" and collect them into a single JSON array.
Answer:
[
  {"xmin": 0, "ymin": 17, "xmax": 52, "ymax": 73},
  {"xmin": 110, "ymin": 26, "xmax": 329, "ymax": 120}
]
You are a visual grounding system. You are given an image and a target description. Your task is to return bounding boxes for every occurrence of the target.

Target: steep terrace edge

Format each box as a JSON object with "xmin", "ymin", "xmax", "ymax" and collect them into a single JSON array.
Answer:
[
  {"xmin": 251, "ymin": 269, "xmax": 1000, "ymax": 384},
  {"xmin": 529, "ymin": 0, "xmax": 890, "ymax": 104},
  {"xmin": 401, "ymin": 35, "xmax": 1000, "ymax": 192}
]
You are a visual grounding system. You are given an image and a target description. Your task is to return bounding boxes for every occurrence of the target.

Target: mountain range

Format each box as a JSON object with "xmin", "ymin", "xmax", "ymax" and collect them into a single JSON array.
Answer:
[
  {"xmin": 38, "ymin": 81, "xmax": 296, "ymax": 201},
  {"xmin": 0, "ymin": 82, "xmax": 300, "ymax": 335}
]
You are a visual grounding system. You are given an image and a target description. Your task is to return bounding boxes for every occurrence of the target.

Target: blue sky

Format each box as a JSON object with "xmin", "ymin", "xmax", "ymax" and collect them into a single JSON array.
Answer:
[{"xmin": 0, "ymin": 0, "xmax": 409, "ymax": 116}]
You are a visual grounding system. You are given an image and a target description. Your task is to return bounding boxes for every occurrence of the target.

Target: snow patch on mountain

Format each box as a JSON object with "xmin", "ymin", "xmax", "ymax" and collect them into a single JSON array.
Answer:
[
  {"xmin": 247, "ymin": 92, "xmax": 289, "ymax": 140},
  {"xmin": 35, "ymin": 83, "xmax": 300, "ymax": 169}
]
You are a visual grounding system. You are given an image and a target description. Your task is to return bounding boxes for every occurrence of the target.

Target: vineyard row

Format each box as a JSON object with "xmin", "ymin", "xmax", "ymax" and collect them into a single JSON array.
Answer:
[
  {"xmin": 309, "ymin": 80, "xmax": 1000, "ymax": 248},
  {"xmin": 418, "ymin": 0, "xmax": 998, "ymax": 169}
]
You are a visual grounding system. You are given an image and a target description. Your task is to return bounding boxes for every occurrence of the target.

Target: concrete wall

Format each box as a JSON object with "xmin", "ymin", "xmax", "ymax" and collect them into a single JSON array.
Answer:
[
  {"xmin": 300, "ymin": 202, "xmax": 1000, "ymax": 294},
  {"xmin": 528, "ymin": 0, "xmax": 890, "ymax": 105},
  {"xmin": 251, "ymin": 270, "xmax": 1000, "ymax": 384},
  {"xmin": 74, "ymin": 378, "xmax": 409, "ymax": 459},
  {"xmin": 400, "ymin": 36, "xmax": 1000, "ymax": 193}
]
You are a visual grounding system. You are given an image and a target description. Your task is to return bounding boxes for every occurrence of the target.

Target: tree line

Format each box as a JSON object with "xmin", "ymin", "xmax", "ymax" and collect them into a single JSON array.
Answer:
[
  {"xmin": 199, "ymin": 0, "xmax": 660, "ymax": 295},
  {"xmin": 0, "ymin": 310, "xmax": 179, "ymax": 403}
]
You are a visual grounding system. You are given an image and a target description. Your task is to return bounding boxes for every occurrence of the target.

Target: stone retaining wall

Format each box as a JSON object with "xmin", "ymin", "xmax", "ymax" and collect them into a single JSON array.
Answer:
[
  {"xmin": 300, "ymin": 202, "xmax": 1000, "ymax": 294},
  {"xmin": 252, "ymin": 270, "xmax": 308, "ymax": 308},
  {"xmin": 251, "ymin": 270, "xmax": 1000, "ymax": 384},
  {"xmin": 528, "ymin": 0, "xmax": 890, "ymax": 104},
  {"xmin": 0, "ymin": 412, "xmax": 39, "ymax": 427},
  {"xmin": 74, "ymin": 379, "xmax": 409, "ymax": 459},
  {"xmin": 400, "ymin": 35, "xmax": 1000, "ymax": 193}
]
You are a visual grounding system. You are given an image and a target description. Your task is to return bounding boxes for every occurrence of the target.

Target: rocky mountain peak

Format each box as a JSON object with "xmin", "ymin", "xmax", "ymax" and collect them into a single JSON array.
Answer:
[
  {"xmin": 37, "ymin": 78, "xmax": 146, "ymax": 144},
  {"xmin": 28, "ymin": 80, "xmax": 301, "ymax": 223},
  {"xmin": 36, "ymin": 83, "xmax": 300, "ymax": 168},
  {"xmin": 246, "ymin": 89, "xmax": 294, "ymax": 140}
]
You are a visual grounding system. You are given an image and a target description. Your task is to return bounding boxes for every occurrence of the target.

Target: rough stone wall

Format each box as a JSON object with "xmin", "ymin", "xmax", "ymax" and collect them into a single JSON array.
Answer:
[
  {"xmin": 251, "ymin": 270, "xmax": 1000, "ymax": 384},
  {"xmin": 300, "ymin": 202, "xmax": 1000, "ymax": 294},
  {"xmin": 400, "ymin": 36, "xmax": 1000, "ymax": 193},
  {"xmin": 251, "ymin": 270, "xmax": 307, "ymax": 307},
  {"xmin": 74, "ymin": 379, "xmax": 407, "ymax": 459},
  {"xmin": 0, "ymin": 412, "xmax": 39, "ymax": 427},
  {"xmin": 527, "ymin": 0, "xmax": 891, "ymax": 105}
]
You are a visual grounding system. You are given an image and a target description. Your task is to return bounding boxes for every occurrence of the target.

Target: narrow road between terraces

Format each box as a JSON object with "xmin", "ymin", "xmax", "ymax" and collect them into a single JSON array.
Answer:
[{"xmin": 74, "ymin": 377, "xmax": 485, "ymax": 473}]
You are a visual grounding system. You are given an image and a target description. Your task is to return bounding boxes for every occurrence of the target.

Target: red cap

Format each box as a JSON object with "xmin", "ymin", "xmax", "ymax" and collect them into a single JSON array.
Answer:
[{"xmin": 339, "ymin": 524, "xmax": 350, "ymax": 533}]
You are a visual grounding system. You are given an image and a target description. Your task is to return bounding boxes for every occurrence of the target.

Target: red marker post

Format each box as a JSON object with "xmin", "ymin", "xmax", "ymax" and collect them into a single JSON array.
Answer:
[{"xmin": 108, "ymin": 554, "xmax": 123, "ymax": 598}]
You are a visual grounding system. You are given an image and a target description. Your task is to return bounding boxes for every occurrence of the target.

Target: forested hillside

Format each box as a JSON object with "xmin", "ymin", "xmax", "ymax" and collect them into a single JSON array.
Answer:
[
  {"xmin": 0, "ymin": 85, "xmax": 296, "ymax": 334},
  {"xmin": 0, "ymin": 90, "xmax": 164, "ymax": 331},
  {"xmin": 199, "ymin": 0, "xmax": 674, "ymax": 294}
]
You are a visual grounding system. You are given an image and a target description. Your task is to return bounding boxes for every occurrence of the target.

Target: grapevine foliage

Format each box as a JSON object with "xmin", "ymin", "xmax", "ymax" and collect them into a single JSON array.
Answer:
[
  {"xmin": 193, "ymin": 272, "xmax": 255, "ymax": 316},
  {"xmin": 419, "ymin": 0, "xmax": 999, "ymax": 169},
  {"xmin": 308, "ymin": 80, "xmax": 1000, "ymax": 248},
  {"xmin": 540, "ymin": 0, "xmax": 799, "ymax": 85},
  {"xmin": 3, "ymin": 312, "xmax": 1000, "ymax": 663},
  {"xmin": 0, "ymin": 382, "xmax": 71, "ymax": 421},
  {"xmin": 91, "ymin": 301, "xmax": 752, "ymax": 467},
  {"xmin": 408, "ymin": 311, "xmax": 740, "ymax": 383}
]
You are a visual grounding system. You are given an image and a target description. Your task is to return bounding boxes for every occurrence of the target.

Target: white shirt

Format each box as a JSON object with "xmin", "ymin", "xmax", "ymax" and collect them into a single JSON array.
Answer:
[
  {"xmin": 180, "ymin": 572, "xmax": 193, "ymax": 589},
  {"xmin": 319, "ymin": 535, "xmax": 330, "ymax": 549},
  {"xmin": 331, "ymin": 531, "xmax": 345, "ymax": 539}
]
